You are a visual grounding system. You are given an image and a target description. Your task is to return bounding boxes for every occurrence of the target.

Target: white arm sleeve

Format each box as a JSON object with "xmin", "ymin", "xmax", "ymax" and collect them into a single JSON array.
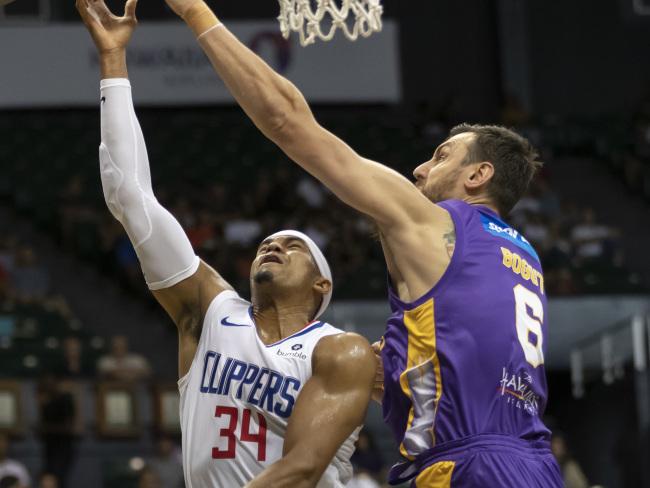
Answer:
[{"xmin": 99, "ymin": 78, "xmax": 200, "ymax": 290}]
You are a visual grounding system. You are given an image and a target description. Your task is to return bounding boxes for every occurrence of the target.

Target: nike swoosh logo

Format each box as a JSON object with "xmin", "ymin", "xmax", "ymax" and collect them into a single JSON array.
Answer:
[
  {"xmin": 101, "ymin": 96, "xmax": 106, "ymax": 104},
  {"xmin": 221, "ymin": 317, "xmax": 250, "ymax": 327}
]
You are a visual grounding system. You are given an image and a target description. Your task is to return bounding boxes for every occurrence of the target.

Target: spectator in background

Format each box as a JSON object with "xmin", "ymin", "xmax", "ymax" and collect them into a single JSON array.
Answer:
[
  {"xmin": 296, "ymin": 176, "xmax": 327, "ymax": 208},
  {"xmin": 223, "ymin": 217, "xmax": 262, "ymax": 247},
  {"xmin": 52, "ymin": 337, "xmax": 95, "ymax": 379},
  {"xmin": 537, "ymin": 178, "xmax": 561, "ymax": 219},
  {"xmin": 543, "ymin": 223, "xmax": 573, "ymax": 269},
  {"xmin": 37, "ymin": 474, "xmax": 58, "ymax": 488},
  {"xmin": 10, "ymin": 246, "xmax": 50, "ymax": 303},
  {"xmin": 97, "ymin": 335, "xmax": 151, "ymax": 382},
  {"xmin": 551, "ymin": 268, "xmax": 580, "ymax": 296},
  {"xmin": 571, "ymin": 208, "xmax": 613, "ymax": 263},
  {"xmin": 522, "ymin": 213, "xmax": 549, "ymax": 248},
  {"xmin": 137, "ymin": 468, "xmax": 161, "ymax": 488},
  {"xmin": 509, "ymin": 187, "xmax": 541, "ymax": 228},
  {"xmin": 0, "ymin": 433, "xmax": 30, "ymax": 488},
  {"xmin": 38, "ymin": 376, "xmax": 77, "ymax": 488},
  {"xmin": 146, "ymin": 435, "xmax": 184, "ymax": 488},
  {"xmin": 187, "ymin": 210, "xmax": 218, "ymax": 252},
  {"xmin": 551, "ymin": 432, "xmax": 589, "ymax": 488}
]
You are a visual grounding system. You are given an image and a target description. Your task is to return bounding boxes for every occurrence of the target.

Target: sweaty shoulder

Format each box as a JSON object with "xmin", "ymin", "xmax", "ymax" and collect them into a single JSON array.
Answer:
[{"xmin": 312, "ymin": 333, "xmax": 376, "ymax": 384}]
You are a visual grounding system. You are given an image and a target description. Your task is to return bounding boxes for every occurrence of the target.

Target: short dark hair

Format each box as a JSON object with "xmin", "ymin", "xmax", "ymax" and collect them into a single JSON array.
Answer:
[{"xmin": 449, "ymin": 124, "xmax": 542, "ymax": 215}]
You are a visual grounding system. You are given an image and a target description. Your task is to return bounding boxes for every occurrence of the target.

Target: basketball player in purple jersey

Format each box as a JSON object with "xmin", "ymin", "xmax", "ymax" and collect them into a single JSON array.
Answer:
[{"xmin": 166, "ymin": 1, "xmax": 564, "ymax": 486}]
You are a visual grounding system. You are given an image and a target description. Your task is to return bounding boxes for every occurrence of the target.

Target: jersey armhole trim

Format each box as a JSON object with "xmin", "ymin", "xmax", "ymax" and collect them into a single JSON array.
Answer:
[
  {"xmin": 389, "ymin": 201, "xmax": 466, "ymax": 310},
  {"xmin": 177, "ymin": 289, "xmax": 242, "ymax": 390}
]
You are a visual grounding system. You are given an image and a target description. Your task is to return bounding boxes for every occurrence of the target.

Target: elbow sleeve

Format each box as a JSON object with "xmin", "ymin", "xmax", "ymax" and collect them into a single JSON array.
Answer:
[{"xmin": 99, "ymin": 79, "xmax": 199, "ymax": 290}]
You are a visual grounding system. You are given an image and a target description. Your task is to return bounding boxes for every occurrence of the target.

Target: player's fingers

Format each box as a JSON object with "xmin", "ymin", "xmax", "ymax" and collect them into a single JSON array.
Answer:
[
  {"xmin": 77, "ymin": 0, "xmax": 102, "ymax": 29},
  {"xmin": 76, "ymin": 0, "xmax": 91, "ymax": 20},
  {"xmin": 89, "ymin": 0, "xmax": 114, "ymax": 21},
  {"xmin": 371, "ymin": 341, "xmax": 381, "ymax": 354},
  {"xmin": 124, "ymin": 0, "xmax": 138, "ymax": 22}
]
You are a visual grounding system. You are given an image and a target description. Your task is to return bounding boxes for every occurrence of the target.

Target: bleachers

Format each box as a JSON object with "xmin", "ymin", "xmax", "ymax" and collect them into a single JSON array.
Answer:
[
  {"xmin": 0, "ymin": 300, "xmax": 106, "ymax": 378},
  {"xmin": 1, "ymin": 108, "xmax": 646, "ymax": 298}
]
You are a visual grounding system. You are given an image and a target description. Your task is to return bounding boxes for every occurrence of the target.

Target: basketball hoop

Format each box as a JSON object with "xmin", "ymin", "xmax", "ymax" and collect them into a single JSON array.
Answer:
[{"xmin": 277, "ymin": 0, "xmax": 384, "ymax": 46}]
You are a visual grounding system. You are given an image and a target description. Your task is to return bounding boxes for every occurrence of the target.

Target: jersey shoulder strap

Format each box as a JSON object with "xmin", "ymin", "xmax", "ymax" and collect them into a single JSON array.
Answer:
[{"xmin": 203, "ymin": 290, "xmax": 250, "ymax": 325}]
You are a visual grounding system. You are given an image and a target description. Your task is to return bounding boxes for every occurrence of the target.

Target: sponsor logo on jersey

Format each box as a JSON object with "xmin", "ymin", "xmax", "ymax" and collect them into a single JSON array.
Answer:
[
  {"xmin": 199, "ymin": 350, "xmax": 301, "ymax": 419},
  {"xmin": 480, "ymin": 213, "xmax": 540, "ymax": 262},
  {"xmin": 276, "ymin": 347, "xmax": 307, "ymax": 360},
  {"xmin": 221, "ymin": 316, "xmax": 250, "ymax": 327},
  {"xmin": 497, "ymin": 367, "xmax": 540, "ymax": 416}
]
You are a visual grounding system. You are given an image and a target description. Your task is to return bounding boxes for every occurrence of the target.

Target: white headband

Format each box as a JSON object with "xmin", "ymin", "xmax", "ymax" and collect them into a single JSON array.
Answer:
[{"xmin": 266, "ymin": 229, "xmax": 332, "ymax": 320}]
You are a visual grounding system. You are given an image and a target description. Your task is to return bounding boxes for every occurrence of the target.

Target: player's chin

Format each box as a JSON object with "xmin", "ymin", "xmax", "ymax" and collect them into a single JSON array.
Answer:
[{"xmin": 253, "ymin": 269, "xmax": 274, "ymax": 284}]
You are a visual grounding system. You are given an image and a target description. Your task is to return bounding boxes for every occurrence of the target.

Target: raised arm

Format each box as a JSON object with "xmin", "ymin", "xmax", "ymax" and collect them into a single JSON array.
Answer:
[
  {"xmin": 77, "ymin": 0, "xmax": 232, "ymax": 377},
  {"xmin": 245, "ymin": 333, "xmax": 376, "ymax": 488},
  {"xmin": 166, "ymin": 1, "xmax": 443, "ymax": 230}
]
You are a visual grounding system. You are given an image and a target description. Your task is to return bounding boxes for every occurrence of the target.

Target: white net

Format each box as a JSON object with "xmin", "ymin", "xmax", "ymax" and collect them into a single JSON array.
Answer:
[{"xmin": 277, "ymin": 0, "xmax": 384, "ymax": 46}]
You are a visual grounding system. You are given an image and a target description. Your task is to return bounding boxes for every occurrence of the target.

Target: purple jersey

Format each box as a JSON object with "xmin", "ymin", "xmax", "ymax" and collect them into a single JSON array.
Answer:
[{"xmin": 381, "ymin": 199, "xmax": 553, "ymax": 483}]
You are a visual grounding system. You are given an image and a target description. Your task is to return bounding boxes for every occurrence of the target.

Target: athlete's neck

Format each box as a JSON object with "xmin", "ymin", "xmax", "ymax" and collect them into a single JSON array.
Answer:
[
  {"xmin": 462, "ymin": 195, "xmax": 500, "ymax": 216},
  {"xmin": 251, "ymin": 302, "xmax": 314, "ymax": 345}
]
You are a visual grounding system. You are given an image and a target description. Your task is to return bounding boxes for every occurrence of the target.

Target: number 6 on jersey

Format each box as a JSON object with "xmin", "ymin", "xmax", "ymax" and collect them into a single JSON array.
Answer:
[{"xmin": 514, "ymin": 284, "xmax": 545, "ymax": 368}]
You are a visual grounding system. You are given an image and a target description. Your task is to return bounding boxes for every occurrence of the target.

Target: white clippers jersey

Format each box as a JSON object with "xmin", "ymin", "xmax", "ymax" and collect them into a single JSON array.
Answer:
[{"xmin": 179, "ymin": 290, "xmax": 359, "ymax": 488}]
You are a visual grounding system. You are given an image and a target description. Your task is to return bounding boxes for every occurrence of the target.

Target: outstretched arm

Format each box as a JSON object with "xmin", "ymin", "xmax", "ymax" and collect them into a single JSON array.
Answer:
[
  {"xmin": 245, "ymin": 333, "xmax": 376, "ymax": 488},
  {"xmin": 166, "ymin": 1, "xmax": 443, "ymax": 230},
  {"xmin": 78, "ymin": 0, "xmax": 232, "ymax": 377}
]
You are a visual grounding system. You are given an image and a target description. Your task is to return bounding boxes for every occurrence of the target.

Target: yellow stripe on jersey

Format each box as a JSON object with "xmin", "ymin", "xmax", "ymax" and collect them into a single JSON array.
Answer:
[
  {"xmin": 415, "ymin": 461, "xmax": 455, "ymax": 487},
  {"xmin": 398, "ymin": 298, "xmax": 443, "ymax": 459}
]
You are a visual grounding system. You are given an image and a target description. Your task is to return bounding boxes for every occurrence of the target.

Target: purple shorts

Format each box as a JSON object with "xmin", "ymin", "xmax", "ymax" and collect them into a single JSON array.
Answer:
[{"xmin": 388, "ymin": 434, "xmax": 563, "ymax": 488}]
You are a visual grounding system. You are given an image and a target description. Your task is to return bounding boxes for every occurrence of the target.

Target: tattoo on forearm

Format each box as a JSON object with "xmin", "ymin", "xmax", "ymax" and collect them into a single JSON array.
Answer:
[{"xmin": 443, "ymin": 227, "xmax": 456, "ymax": 258}]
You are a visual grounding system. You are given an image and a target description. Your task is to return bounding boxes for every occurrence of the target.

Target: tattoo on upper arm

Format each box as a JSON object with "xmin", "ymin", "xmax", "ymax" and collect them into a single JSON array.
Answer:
[{"xmin": 443, "ymin": 225, "xmax": 456, "ymax": 259}]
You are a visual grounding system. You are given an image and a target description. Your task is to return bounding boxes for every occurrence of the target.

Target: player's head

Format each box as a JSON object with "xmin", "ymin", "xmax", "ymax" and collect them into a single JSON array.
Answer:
[
  {"xmin": 413, "ymin": 124, "xmax": 542, "ymax": 215},
  {"xmin": 250, "ymin": 230, "xmax": 332, "ymax": 320}
]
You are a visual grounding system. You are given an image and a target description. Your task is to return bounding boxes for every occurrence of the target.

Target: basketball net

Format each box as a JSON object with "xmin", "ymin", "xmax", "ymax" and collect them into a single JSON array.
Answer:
[{"xmin": 277, "ymin": 0, "xmax": 384, "ymax": 46}]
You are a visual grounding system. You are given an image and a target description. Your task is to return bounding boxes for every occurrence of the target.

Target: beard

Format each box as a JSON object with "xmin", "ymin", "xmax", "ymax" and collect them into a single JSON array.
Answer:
[
  {"xmin": 421, "ymin": 166, "xmax": 463, "ymax": 203},
  {"xmin": 253, "ymin": 270, "xmax": 274, "ymax": 284}
]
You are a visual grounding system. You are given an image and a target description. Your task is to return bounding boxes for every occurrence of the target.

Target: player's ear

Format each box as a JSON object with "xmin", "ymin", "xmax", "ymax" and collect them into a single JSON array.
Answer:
[
  {"xmin": 465, "ymin": 161, "xmax": 494, "ymax": 191},
  {"xmin": 313, "ymin": 277, "xmax": 332, "ymax": 296}
]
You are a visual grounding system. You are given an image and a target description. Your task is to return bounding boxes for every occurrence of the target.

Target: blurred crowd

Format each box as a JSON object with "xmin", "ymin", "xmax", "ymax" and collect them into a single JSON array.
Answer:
[
  {"xmin": 53, "ymin": 162, "xmax": 639, "ymax": 303},
  {"xmin": 0, "ymin": 426, "xmax": 594, "ymax": 488},
  {"xmin": 510, "ymin": 178, "xmax": 630, "ymax": 295},
  {"xmin": 0, "ymin": 239, "xmax": 51, "ymax": 306},
  {"xmin": 1, "ymin": 106, "xmax": 646, "ymax": 486},
  {"xmin": 0, "ymin": 234, "xmax": 156, "ymax": 488},
  {"xmin": 0, "ymin": 430, "xmax": 183, "ymax": 488},
  {"xmin": 54, "ymin": 168, "xmax": 385, "ymax": 300}
]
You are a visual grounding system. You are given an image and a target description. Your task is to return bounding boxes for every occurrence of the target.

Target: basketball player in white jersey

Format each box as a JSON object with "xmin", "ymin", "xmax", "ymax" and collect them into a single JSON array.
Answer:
[{"xmin": 77, "ymin": 1, "xmax": 376, "ymax": 487}]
